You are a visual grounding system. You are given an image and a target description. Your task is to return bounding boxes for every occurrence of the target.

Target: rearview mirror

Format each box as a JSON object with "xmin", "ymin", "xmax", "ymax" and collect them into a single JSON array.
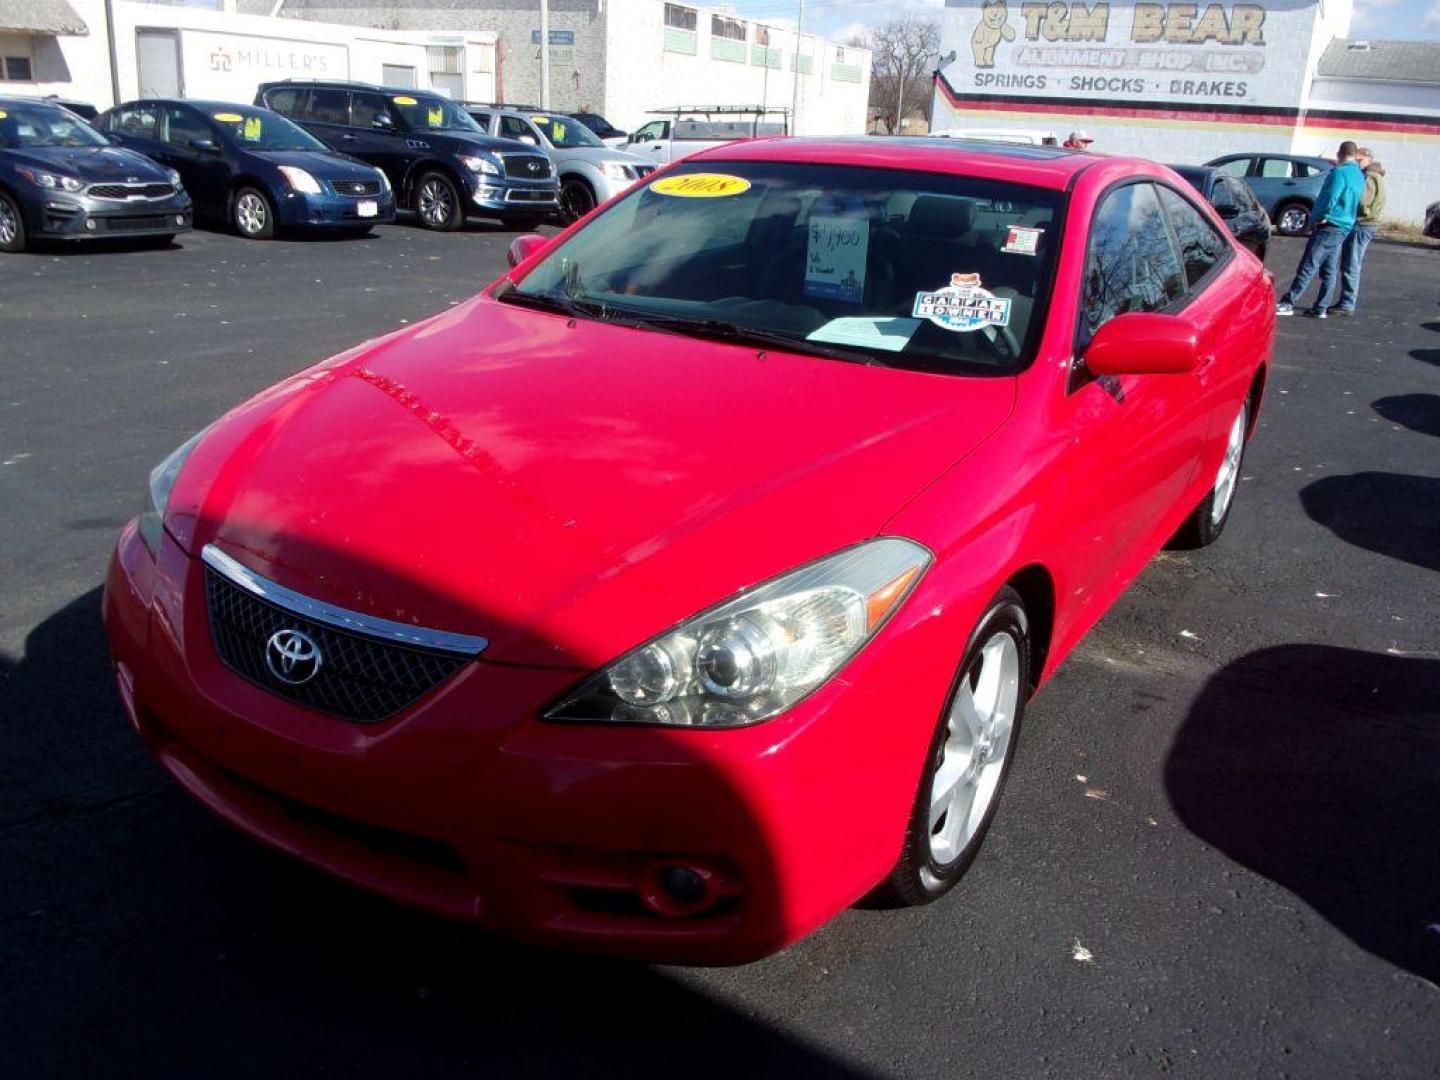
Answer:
[
  {"xmin": 190, "ymin": 138, "xmax": 220, "ymax": 154},
  {"xmin": 506, "ymin": 233, "xmax": 549, "ymax": 269},
  {"xmin": 1083, "ymin": 313, "xmax": 1200, "ymax": 376}
]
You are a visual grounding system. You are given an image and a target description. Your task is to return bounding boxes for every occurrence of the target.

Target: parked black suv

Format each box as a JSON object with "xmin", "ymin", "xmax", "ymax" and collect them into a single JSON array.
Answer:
[{"xmin": 255, "ymin": 81, "xmax": 558, "ymax": 230}]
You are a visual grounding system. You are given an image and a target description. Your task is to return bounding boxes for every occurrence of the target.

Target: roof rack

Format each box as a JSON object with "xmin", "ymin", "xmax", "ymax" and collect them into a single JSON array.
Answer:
[
  {"xmin": 463, "ymin": 101, "xmax": 549, "ymax": 112},
  {"xmin": 647, "ymin": 105, "xmax": 791, "ymax": 117}
]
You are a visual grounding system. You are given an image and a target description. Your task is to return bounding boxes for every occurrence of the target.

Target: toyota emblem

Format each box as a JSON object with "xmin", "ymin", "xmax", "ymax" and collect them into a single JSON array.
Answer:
[{"xmin": 265, "ymin": 628, "xmax": 322, "ymax": 685}]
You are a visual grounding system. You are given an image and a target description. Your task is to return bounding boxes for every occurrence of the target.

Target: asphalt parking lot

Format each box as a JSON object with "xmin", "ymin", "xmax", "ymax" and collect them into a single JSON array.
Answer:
[{"xmin": 2, "ymin": 222, "xmax": 1438, "ymax": 1078}]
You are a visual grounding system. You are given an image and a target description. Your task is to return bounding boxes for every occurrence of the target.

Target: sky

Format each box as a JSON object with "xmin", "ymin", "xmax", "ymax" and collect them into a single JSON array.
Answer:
[{"xmin": 724, "ymin": 0, "xmax": 1440, "ymax": 46}]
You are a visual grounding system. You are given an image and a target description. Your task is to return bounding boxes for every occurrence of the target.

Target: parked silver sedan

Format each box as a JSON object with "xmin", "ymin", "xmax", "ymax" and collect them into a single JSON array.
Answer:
[{"xmin": 464, "ymin": 105, "xmax": 656, "ymax": 223}]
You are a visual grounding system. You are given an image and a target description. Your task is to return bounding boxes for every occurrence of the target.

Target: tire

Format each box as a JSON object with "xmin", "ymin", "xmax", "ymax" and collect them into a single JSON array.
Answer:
[
  {"xmin": 876, "ymin": 586, "xmax": 1030, "ymax": 907},
  {"xmin": 1169, "ymin": 396, "xmax": 1249, "ymax": 550},
  {"xmin": 414, "ymin": 171, "xmax": 463, "ymax": 231},
  {"xmin": 559, "ymin": 176, "xmax": 597, "ymax": 224},
  {"xmin": 0, "ymin": 191, "xmax": 27, "ymax": 253},
  {"xmin": 1274, "ymin": 201, "xmax": 1311, "ymax": 236},
  {"xmin": 232, "ymin": 187, "xmax": 275, "ymax": 240}
]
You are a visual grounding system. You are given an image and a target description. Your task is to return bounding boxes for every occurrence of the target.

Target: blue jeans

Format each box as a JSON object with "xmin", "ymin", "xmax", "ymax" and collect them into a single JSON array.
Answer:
[
  {"xmin": 1337, "ymin": 224, "xmax": 1378, "ymax": 311},
  {"xmin": 1281, "ymin": 223, "xmax": 1349, "ymax": 310}
]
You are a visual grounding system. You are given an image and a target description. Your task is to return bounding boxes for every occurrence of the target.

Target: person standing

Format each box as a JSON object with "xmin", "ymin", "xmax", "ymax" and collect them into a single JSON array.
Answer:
[
  {"xmin": 1331, "ymin": 149, "xmax": 1386, "ymax": 316},
  {"xmin": 1276, "ymin": 141, "xmax": 1366, "ymax": 318}
]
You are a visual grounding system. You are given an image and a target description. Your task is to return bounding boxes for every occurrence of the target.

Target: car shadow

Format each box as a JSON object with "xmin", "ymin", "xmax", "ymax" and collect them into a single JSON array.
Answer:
[
  {"xmin": 22, "ymin": 235, "xmax": 186, "ymax": 256},
  {"xmin": 1165, "ymin": 645, "xmax": 1440, "ymax": 986},
  {"xmin": 1373, "ymin": 394, "xmax": 1440, "ymax": 437},
  {"xmin": 1, "ymin": 585, "xmax": 876, "ymax": 1077},
  {"xmin": 1411, "ymin": 347, "xmax": 1440, "ymax": 367},
  {"xmin": 1298, "ymin": 472, "xmax": 1440, "ymax": 573}
]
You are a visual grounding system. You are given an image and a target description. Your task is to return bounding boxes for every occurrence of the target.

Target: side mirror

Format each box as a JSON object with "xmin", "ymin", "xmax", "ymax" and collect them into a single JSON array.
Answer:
[
  {"xmin": 1083, "ymin": 313, "xmax": 1200, "ymax": 376},
  {"xmin": 518, "ymin": 134, "xmax": 538, "ymax": 146},
  {"xmin": 373, "ymin": 113, "xmax": 394, "ymax": 130},
  {"xmin": 506, "ymin": 232, "xmax": 549, "ymax": 269},
  {"xmin": 190, "ymin": 138, "xmax": 220, "ymax": 154},
  {"xmin": 1214, "ymin": 202, "xmax": 1240, "ymax": 220}
]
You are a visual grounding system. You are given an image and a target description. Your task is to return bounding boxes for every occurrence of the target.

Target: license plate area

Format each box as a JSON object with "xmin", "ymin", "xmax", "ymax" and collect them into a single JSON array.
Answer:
[{"xmin": 357, "ymin": 200, "xmax": 378, "ymax": 218}]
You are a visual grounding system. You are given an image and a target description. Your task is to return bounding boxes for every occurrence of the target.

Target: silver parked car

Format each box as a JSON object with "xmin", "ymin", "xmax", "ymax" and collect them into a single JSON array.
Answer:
[{"xmin": 464, "ymin": 105, "xmax": 656, "ymax": 223}]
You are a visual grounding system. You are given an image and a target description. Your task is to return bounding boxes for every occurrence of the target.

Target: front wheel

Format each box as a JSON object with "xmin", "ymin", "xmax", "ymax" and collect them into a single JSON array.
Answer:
[
  {"xmin": 415, "ymin": 171, "xmax": 463, "ymax": 231},
  {"xmin": 559, "ymin": 177, "xmax": 596, "ymax": 224},
  {"xmin": 876, "ymin": 587, "xmax": 1030, "ymax": 907},
  {"xmin": 1274, "ymin": 201, "xmax": 1311, "ymax": 236},
  {"xmin": 232, "ymin": 187, "xmax": 274, "ymax": 240},
  {"xmin": 1169, "ymin": 397, "xmax": 1249, "ymax": 550},
  {"xmin": 0, "ymin": 191, "xmax": 28, "ymax": 253}
]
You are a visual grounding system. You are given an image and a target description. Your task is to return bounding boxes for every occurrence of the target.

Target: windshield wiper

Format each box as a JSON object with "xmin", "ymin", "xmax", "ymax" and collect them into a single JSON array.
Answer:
[{"xmin": 618, "ymin": 313, "xmax": 887, "ymax": 367}]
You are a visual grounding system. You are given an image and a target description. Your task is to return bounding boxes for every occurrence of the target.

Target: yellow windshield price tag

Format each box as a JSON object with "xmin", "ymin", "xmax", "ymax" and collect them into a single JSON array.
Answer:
[
  {"xmin": 213, "ymin": 112, "xmax": 243, "ymax": 123},
  {"xmin": 650, "ymin": 173, "xmax": 752, "ymax": 198},
  {"xmin": 0, "ymin": 110, "xmax": 8, "ymax": 120},
  {"xmin": 242, "ymin": 116, "xmax": 262, "ymax": 140},
  {"xmin": 552, "ymin": 121, "xmax": 565, "ymax": 141},
  {"xmin": 392, "ymin": 95, "xmax": 418, "ymax": 106},
  {"xmin": 532, "ymin": 115, "xmax": 550, "ymax": 123},
  {"xmin": 427, "ymin": 106, "xmax": 443, "ymax": 125}
]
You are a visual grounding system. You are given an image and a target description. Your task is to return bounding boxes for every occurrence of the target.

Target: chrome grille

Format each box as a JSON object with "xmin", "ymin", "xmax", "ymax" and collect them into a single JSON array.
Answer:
[
  {"xmin": 501, "ymin": 153, "xmax": 553, "ymax": 180},
  {"xmin": 332, "ymin": 179, "xmax": 382, "ymax": 197},
  {"xmin": 202, "ymin": 550, "xmax": 484, "ymax": 725},
  {"xmin": 88, "ymin": 182, "xmax": 175, "ymax": 200}
]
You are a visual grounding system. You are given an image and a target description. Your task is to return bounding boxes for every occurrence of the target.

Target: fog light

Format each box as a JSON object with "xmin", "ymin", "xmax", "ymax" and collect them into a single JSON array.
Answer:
[
  {"xmin": 174, "ymin": 215, "xmax": 185, "ymax": 226},
  {"xmin": 660, "ymin": 866, "xmax": 705, "ymax": 905},
  {"xmin": 84, "ymin": 219, "xmax": 97, "ymax": 231},
  {"xmin": 637, "ymin": 858, "xmax": 742, "ymax": 918}
]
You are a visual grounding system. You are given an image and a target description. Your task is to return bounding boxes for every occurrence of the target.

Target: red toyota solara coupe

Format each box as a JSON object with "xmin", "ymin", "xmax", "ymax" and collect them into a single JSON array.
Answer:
[{"xmin": 105, "ymin": 139, "xmax": 1274, "ymax": 964}]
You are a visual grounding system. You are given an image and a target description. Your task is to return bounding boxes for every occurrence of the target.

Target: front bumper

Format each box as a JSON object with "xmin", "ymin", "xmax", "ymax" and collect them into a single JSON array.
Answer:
[
  {"xmin": 469, "ymin": 177, "xmax": 560, "ymax": 215},
  {"xmin": 275, "ymin": 189, "xmax": 397, "ymax": 229},
  {"xmin": 104, "ymin": 521, "xmax": 954, "ymax": 964},
  {"xmin": 30, "ymin": 191, "xmax": 193, "ymax": 240}
]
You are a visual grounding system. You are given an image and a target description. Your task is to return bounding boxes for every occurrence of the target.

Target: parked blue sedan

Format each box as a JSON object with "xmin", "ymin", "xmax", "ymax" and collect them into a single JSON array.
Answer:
[
  {"xmin": 1205, "ymin": 152, "xmax": 1333, "ymax": 236},
  {"xmin": 97, "ymin": 100, "xmax": 394, "ymax": 239}
]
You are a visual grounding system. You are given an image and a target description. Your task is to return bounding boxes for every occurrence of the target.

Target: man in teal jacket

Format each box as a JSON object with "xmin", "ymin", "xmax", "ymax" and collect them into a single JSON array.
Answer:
[{"xmin": 1276, "ymin": 141, "xmax": 1365, "ymax": 318}]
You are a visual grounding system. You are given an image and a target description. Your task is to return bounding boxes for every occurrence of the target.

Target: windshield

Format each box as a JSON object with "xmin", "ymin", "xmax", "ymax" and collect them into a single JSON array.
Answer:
[
  {"xmin": 0, "ymin": 104, "xmax": 108, "ymax": 149},
  {"xmin": 529, "ymin": 113, "xmax": 602, "ymax": 149},
  {"xmin": 506, "ymin": 161, "xmax": 1063, "ymax": 376},
  {"xmin": 390, "ymin": 94, "xmax": 483, "ymax": 134},
  {"xmin": 210, "ymin": 107, "xmax": 326, "ymax": 152}
]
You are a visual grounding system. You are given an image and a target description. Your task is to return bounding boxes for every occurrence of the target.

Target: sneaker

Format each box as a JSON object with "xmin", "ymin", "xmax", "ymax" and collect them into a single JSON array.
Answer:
[
  {"xmin": 1330, "ymin": 307, "xmax": 1355, "ymax": 317},
  {"xmin": 1303, "ymin": 307, "xmax": 1327, "ymax": 319},
  {"xmin": 1276, "ymin": 301, "xmax": 1294, "ymax": 315}
]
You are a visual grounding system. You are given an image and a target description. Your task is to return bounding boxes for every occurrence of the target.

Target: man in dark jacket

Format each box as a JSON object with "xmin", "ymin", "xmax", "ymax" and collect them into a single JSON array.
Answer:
[
  {"xmin": 1331, "ymin": 148, "xmax": 1385, "ymax": 315},
  {"xmin": 1276, "ymin": 141, "xmax": 1365, "ymax": 318}
]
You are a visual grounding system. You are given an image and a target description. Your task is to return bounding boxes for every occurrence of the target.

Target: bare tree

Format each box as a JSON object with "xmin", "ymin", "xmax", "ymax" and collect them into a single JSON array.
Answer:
[{"xmin": 851, "ymin": 14, "xmax": 941, "ymax": 135}]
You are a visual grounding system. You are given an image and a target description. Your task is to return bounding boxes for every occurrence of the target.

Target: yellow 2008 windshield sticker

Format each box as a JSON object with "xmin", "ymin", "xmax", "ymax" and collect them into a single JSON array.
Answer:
[
  {"xmin": 243, "ymin": 116, "xmax": 262, "ymax": 140},
  {"xmin": 427, "ymin": 106, "xmax": 443, "ymax": 126},
  {"xmin": 392, "ymin": 95, "xmax": 418, "ymax": 106},
  {"xmin": 213, "ymin": 112, "xmax": 243, "ymax": 123},
  {"xmin": 650, "ymin": 173, "xmax": 752, "ymax": 198},
  {"xmin": 0, "ymin": 111, "xmax": 9, "ymax": 120}
]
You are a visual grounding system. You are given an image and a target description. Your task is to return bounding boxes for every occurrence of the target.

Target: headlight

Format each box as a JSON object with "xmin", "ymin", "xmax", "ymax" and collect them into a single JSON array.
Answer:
[
  {"xmin": 546, "ymin": 538, "xmax": 931, "ymax": 727},
  {"xmin": 376, "ymin": 168, "xmax": 391, "ymax": 192},
  {"xmin": 137, "ymin": 429, "xmax": 207, "ymax": 555},
  {"xmin": 165, "ymin": 168, "xmax": 183, "ymax": 188},
  {"xmin": 459, "ymin": 154, "xmax": 500, "ymax": 176},
  {"xmin": 600, "ymin": 161, "xmax": 632, "ymax": 181},
  {"xmin": 17, "ymin": 167, "xmax": 83, "ymax": 192},
  {"xmin": 277, "ymin": 166, "xmax": 322, "ymax": 194}
]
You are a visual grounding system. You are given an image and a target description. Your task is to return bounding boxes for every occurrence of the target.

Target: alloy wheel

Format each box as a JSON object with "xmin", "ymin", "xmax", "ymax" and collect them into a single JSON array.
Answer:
[
  {"xmin": 419, "ymin": 178, "xmax": 453, "ymax": 228},
  {"xmin": 236, "ymin": 192, "xmax": 267, "ymax": 236},
  {"xmin": 926, "ymin": 631, "xmax": 1021, "ymax": 870},
  {"xmin": 1277, "ymin": 205, "xmax": 1309, "ymax": 234},
  {"xmin": 561, "ymin": 181, "xmax": 595, "ymax": 223},
  {"xmin": 1211, "ymin": 403, "xmax": 1247, "ymax": 526},
  {"xmin": 0, "ymin": 199, "xmax": 17, "ymax": 246}
]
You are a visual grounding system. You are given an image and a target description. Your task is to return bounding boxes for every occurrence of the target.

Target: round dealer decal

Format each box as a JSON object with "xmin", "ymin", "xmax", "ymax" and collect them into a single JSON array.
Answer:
[
  {"xmin": 912, "ymin": 273, "xmax": 1012, "ymax": 333},
  {"xmin": 650, "ymin": 173, "xmax": 753, "ymax": 198}
]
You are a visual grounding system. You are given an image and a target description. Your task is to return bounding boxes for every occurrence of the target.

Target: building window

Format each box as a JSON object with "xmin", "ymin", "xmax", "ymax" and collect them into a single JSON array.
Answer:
[
  {"xmin": 755, "ymin": 25, "xmax": 770, "ymax": 46},
  {"xmin": 427, "ymin": 44, "xmax": 464, "ymax": 100},
  {"xmin": 664, "ymin": 4, "xmax": 697, "ymax": 32},
  {"xmin": 712, "ymin": 15, "xmax": 746, "ymax": 42},
  {"xmin": 2, "ymin": 54, "xmax": 32, "ymax": 81}
]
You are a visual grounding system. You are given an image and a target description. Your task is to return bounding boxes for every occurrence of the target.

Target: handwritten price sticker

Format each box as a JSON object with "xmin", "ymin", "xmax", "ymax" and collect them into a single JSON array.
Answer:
[{"xmin": 804, "ymin": 216, "xmax": 869, "ymax": 303}]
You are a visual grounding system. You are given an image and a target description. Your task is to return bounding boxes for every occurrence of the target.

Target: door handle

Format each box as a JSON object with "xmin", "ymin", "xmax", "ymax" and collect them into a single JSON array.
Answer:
[{"xmin": 341, "ymin": 134, "xmax": 356, "ymax": 141}]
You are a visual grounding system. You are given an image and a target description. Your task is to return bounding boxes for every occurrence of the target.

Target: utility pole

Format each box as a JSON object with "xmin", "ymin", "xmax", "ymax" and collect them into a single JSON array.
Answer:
[
  {"xmin": 789, "ymin": 0, "xmax": 805, "ymax": 135},
  {"xmin": 539, "ymin": 0, "xmax": 551, "ymax": 109},
  {"xmin": 895, "ymin": 75, "xmax": 904, "ymax": 134}
]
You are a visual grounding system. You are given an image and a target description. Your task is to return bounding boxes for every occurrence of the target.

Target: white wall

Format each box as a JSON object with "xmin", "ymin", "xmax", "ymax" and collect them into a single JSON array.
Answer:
[{"xmin": 603, "ymin": 0, "xmax": 870, "ymax": 137}]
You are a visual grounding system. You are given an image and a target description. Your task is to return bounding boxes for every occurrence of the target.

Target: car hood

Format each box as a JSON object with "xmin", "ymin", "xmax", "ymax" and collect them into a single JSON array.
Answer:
[
  {"xmin": 177, "ymin": 297, "xmax": 1015, "ymax": 670},
  {"xmin": 553, "ymin": 146, "xmax": 648, "ymax": 166},
  {"xmin": 251, "ymin": 149, "xmax": 379, "ymax": 179},
  {"xmin": 8, "ymin": 145, "xmax": 167, "ymax": 182}
]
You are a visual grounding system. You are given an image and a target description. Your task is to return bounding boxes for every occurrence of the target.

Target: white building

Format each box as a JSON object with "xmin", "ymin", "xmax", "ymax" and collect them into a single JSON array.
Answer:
[
  {"xmin": 250, "ymin": 0, "xmax": 872, "ymax": 135},
  {"xmin": 933, "ymin": 0, "xmax": 1440, "ymax": 225}
]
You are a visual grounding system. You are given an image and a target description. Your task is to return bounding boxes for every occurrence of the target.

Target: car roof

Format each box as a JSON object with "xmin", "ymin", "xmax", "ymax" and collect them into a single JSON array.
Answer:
[
  {"xmin": 690, "ymin": 136, "xmax": 1105, "ymax": 190},
  {"xmin": 1167, "ymin": 164, "xmax": 1215, "ymax": 181},
  {"xmin": 259, "ymin": 79, "xmax": 447, "ymax": 99}
]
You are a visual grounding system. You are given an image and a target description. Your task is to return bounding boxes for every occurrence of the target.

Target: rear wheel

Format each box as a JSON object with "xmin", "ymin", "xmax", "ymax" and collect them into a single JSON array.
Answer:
[
  {"xmin": 232, "ymin": 187, "xmax": 274, "ymax": 240},
  {"xmin": 1274, "ymin": 201, "xmax": 1311, "ymax": 236},
  {"xmin": 1169, "ymin": 397, "xmax": 1249, "ymax": 549},
  {"xmin": 0, "ymin": 192, "xmax": 27, "ymax": 253},
  {"xmin": 415, "ymin": 171, "xmax": 463, "ymax": 231},
  {"xmin": 877, "ymin": 587, "xmax": 1030, "ymax": 907}
]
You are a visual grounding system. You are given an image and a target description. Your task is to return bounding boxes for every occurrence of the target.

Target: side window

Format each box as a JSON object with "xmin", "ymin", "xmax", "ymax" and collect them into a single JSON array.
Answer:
[
  {"xmin": 303, "ymin": 88, "xmax": 349, "ymax": 125},
  {"xmin": 632, "ymin": 120, "xmax": 665, "ymax": 143},
  {"xmin": 351, "ymin": 92, "xmax": 393, "ymax": 129},
  {"xmin": 263, "ymin": 88, "xmax": 300, "ymax": 116},
  {"xmin": 1157, "ymin": 185, "xmax": 1227, "ymax": 288},
  {"xmin": 162, "ymin": 106, "xmax": 210, "ymax": 150},
  {"xmin": 1082, "ymin": 183, "xmax": 1186, "ymax": 336},
  {"xmin": 467, "ymin": 110, "xmax": 492, "ymax": 131},
  {"xmin": 115, "ymin": 104, "xmax": 158, "ymax": 139},
  {"xmin": 1222, "ymin": 175, "xmax": 1255, "ymax": 211},
  {"xmin": 1292, "ymin": 162, "xmax": 1318, "ymax": 178},
  {"xmin": 1258, "ymin": 158, "xmax": 1293, "ymax": 178},
  {"xmin": 1216, "ymin": 158, "xmax": 1250, "ymax": 177},
  {"xmin": 499, "ymin": 115, "xmax": 534, "ymax": 143}
]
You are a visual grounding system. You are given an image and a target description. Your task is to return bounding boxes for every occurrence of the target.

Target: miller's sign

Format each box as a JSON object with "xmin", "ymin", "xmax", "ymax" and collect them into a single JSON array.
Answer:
[{"xmin": 943, "ymin": 0, "xmax": 1314, "ymax": 107}]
